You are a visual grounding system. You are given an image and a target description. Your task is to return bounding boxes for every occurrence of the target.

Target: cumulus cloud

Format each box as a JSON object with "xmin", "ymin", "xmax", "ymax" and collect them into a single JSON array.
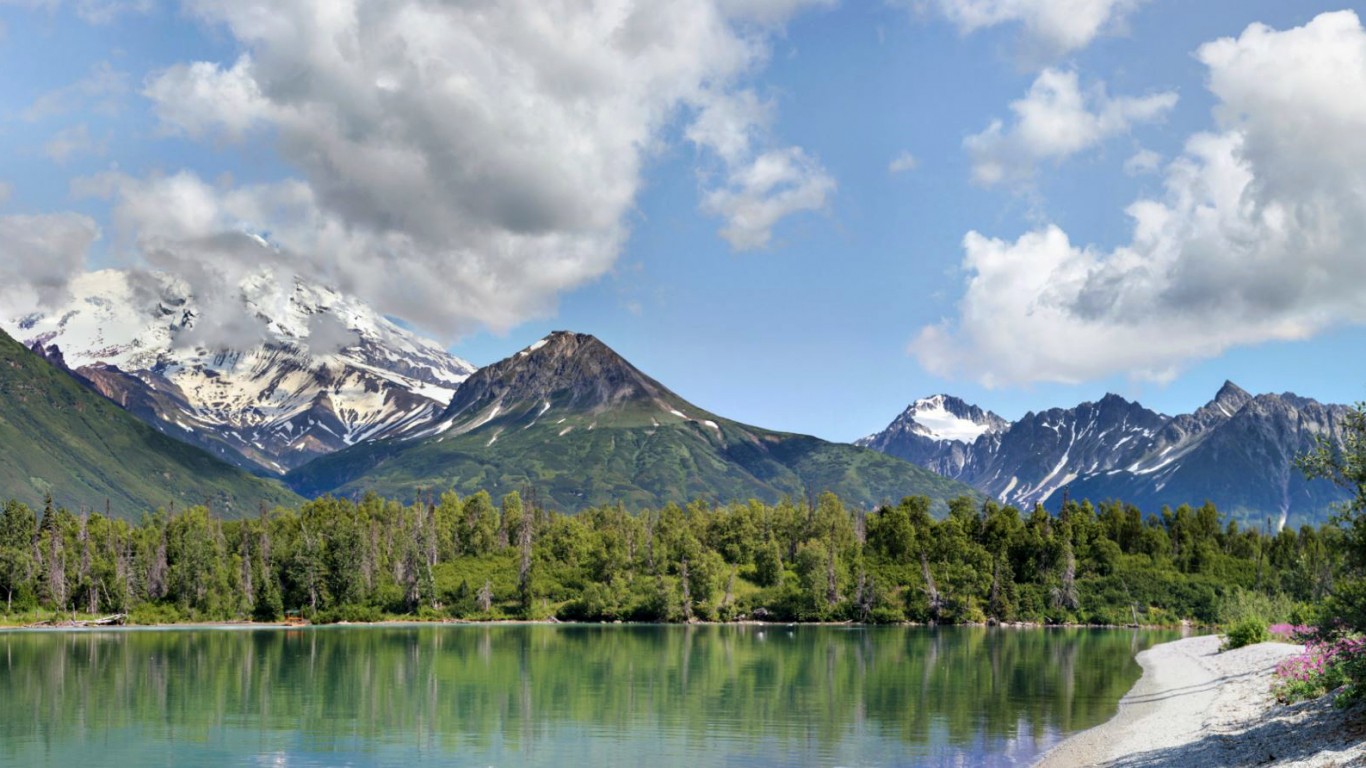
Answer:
[
  {"xmin": 306, "ymin": 312, "xmax": 360, "ymax": 355},
  {"xmin": 1123, "ymin": 147, "xmax": 1161, "ymax": 176},
  {"xmin": 928, "ymin": 0, "xmax": 1145, "ymax": 59},
  {"xmin": 685, "ymin": 89, "xmax": 835, "ymax": 250},
  {"xmin": 701, "ymin": 147, "xmax": 835, "ymax": 250},
  {"xmin": 964, "ymin": 68, "xmax": 1176, "ymax": 186},
  {"xmin": 913, "ymin": 10, "xmax": 1366, "ymax": 386},
  {"xmin": 128, "ymin": 0, "xmax": 833, "ymax": 344},
  {"xmin": 889, "ymin": 151, "xmax": 919, "ymax": 173},
  {"xmin": 144, "ymin": 56, "xmax": 268, "ymax": 142},
  {"xmin": 0, "ymin": 213, "xmax": 98, "ymax": 314}
]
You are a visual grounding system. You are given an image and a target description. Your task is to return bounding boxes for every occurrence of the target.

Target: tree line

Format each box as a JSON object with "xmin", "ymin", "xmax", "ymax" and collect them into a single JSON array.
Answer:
[{"xmin": 0, "ymin": 486, "xmax": 1340, "ymax": 627}]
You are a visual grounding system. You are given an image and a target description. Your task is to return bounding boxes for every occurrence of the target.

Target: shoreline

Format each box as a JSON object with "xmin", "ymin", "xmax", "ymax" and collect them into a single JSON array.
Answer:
[
  {"xmin": 0, "ymin": 616, "xmax": 1197, "ymax": 632},
  {"xmin": 1035, "ymin": 634, "xmax": 1366, "ymax": 767}
]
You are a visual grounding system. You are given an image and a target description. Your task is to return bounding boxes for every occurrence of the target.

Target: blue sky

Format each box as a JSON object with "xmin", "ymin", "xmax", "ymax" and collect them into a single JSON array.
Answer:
[{"xmin": 2, "ymin": 0, "xmax": 1365, "ymax": 442}]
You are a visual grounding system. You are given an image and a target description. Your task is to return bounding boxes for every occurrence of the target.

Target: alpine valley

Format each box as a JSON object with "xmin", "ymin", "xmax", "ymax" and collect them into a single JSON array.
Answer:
[{"xmin": 858, "ymin": 386, "xmax": 1352, "ymax": 528}]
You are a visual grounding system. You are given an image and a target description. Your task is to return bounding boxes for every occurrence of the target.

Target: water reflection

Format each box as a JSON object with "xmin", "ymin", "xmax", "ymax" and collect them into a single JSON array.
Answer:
[{"xmin": 0, "ymin": 625, "xmax": 1174, "ymax": 767}]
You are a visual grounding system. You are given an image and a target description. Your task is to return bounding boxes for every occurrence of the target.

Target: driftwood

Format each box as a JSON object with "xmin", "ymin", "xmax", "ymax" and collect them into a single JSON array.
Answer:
[{"xmin": 26, "ymin": 613, "xmax": 127, "ymax": 629}]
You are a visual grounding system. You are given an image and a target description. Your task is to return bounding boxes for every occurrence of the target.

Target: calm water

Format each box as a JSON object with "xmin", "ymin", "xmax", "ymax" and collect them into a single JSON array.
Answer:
[{"xmin": 0, "ymin": 624, "xmax": 1174, "ymax": 767}]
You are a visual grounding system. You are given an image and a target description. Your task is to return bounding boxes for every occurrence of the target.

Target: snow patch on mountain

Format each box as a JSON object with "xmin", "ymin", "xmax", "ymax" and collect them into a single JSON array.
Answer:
[{"xmin": 909, "ymin": 395, "xmax": 1000, "ymax": 442}]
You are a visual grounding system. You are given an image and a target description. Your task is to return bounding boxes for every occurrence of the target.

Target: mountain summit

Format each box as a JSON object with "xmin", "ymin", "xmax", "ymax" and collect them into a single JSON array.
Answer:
[
  {"xmin": 288, "ymin": 332, "xmax": 975, "ymax": 510},
  {"xmin": 432, "ymin": 331, "xmax": 677, "ymax": 428}
]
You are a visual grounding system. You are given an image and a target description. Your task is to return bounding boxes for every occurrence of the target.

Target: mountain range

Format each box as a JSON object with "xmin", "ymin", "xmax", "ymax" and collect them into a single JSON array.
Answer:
[
  {"xmin": 3, "ymin": 271, "xmax": 1353, "ymax": 524},
  {"xmin": 6, "ymin": 269, "xmax": 475, "ymax": 475},
  {"xmin": 0, "ymin": 325, "xmax": 298, "ymax": 518},
  {"xmin": 287, "ymin": 332, "xmax": 974, "ymax": 510},
  {"xmin": 858, "ymin": 384, "xmax": 1351, "ymax": 528}
]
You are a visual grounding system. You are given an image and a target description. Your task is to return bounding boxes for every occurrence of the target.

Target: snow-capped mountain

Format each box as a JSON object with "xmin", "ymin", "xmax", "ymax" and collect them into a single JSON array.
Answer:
[
  {"xmin": 5, "ymin": 269, "xmax": 475, "ymax": 474},
  {"xmin": 855, "ymin": 395, "xmax": 1008, "ymax": 477},
  {"xmin": 860, "ymin": 383, "xmax": 1351, "ymax": 527}
]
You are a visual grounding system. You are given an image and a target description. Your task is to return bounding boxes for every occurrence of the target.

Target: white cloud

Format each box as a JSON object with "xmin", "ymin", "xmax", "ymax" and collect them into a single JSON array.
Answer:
[
  {"xmin": 1122, "ymin": 147, "xmax": 1161, "ymax": 176},
  {"xmin": 128, "ymin": 0, "xmax": 833, "ymax": 341},
  {"xmin": 929, "ymin": 0, "xmax": 1145, "ymax": 59},
  {"xmin": 0, "ymin": 213, "xmax": 97, "ymax": 314},
  {"xmin": 889, "ymin": 151, "xmax": 918, "ymax": 173},
  {"xmin": 964, "ymin": 68, "xmax": 1176, "ymax": 186},
  {"xmin": 685, "ymin": 89, "xmax": 775, "ymax": 165},
  {"xmin": 685, "ymin": 89, "xmax": 835, "ymax": 250},
  {"xmin": 701, "ymin": 146, "xmax": 835, "ymax": 250},
  {"xmin": 43, "ymin": 124, "xmax": 104, "ymax": 163},
  {"xmin": 23, "ymin": 61, "xmax": 128, "ymax": 122},
  {"xmin": 144, "ymin": 56, "xmax": 268, "ymax": 141},
  {"xmin": 913, "ymin": 11, "xmax": 1366, "ymax": 386}
]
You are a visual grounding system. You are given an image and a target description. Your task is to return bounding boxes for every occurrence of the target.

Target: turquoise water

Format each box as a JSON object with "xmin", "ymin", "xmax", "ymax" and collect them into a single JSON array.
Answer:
[{"xmin": 0, "ymin": 625, "xmax": 1172, "ymax": 767}]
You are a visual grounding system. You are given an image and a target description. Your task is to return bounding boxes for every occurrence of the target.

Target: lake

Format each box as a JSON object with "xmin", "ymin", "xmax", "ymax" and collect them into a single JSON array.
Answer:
[{"xmin": 0, "ymin": 624, "xmax": 1176, "ymax": 767}]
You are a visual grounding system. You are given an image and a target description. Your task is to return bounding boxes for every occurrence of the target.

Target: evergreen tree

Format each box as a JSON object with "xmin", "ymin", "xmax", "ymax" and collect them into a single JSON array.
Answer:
[{"xmin": 0, "ymin": 500, "xmax": 36, "ymax": 613}]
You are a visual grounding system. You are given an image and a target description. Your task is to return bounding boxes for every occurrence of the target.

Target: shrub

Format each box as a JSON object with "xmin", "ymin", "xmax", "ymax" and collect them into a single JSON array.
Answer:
[
  {"xmin": 1221, "ymin": 618, "xmax": 1269, "ymax": 651},
  {"xmin": 1273, "ymin": 636, "xmax": 1366, "ymax": 704},
  {"xmin": 1217, "ymin": 588, "xmax": 1297, "ymax": 626},
  {"xmin": 869, "ymin": 606, "xmax": 906, "ymax": 624},
  {"xmin": 129, "ymin": 603, "xmax": 187, "ymax": 626}
]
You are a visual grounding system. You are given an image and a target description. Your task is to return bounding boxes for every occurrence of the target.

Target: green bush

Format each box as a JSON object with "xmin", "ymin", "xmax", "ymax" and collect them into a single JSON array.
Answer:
[
  {"xmin": 1222, "ymin": 617, "xmax": 1269, "ymax": 651},
  {"xmin": 129, "ymin": 603, "xmax": 187, "ymax": 626},
  {"xmin": 869, "ymin": 606, "xmax": 906, "ymax": 624},
  {"xmin": 1217, "ymin": 588, "xmax": 1296, "ymax": 626}
]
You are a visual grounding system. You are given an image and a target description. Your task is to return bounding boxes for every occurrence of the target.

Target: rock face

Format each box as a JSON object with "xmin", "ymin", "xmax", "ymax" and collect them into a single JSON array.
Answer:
[
  {"xmin": 860, "ymin": 382, "xmax": 1352, "ymax": 526},
  {"xmin": 429, "ymin": 331, "xmax": 675, "ymax": 432},
  {"xmin": 288, "ymin": 331, "xmax": 978, "ymax": 511},
  {"xmin": 4, "ymin": 269, "xmax": 475, "ymax": 475}
]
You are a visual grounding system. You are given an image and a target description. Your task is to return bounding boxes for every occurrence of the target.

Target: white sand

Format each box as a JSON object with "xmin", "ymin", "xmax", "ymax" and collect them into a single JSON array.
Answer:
[{"xmin": 1035, "ymin": 634, "xmax": 1366, "ymax": 767}]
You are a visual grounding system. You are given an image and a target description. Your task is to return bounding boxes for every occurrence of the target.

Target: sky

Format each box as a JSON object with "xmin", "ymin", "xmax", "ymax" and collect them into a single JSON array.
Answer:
[{"xmin": 2, "ymin": 0, "xmax": 1366, "ymax": 442}]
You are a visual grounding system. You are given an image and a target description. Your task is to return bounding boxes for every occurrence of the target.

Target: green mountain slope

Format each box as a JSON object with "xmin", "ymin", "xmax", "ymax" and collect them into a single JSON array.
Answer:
[
  {"xmin": 288, "ymin": 332, "xmax": 976, "ymax": 510},
  {"xmin": 0, "ymin": 328, "xmax": 300, "ymax": 518}
]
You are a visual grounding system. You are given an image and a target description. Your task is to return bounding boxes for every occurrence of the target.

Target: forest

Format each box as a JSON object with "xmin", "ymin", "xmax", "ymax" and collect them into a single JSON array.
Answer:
[{"xmin": 0, "ymin": 487, "xmax": 1340, "ymax": 628}]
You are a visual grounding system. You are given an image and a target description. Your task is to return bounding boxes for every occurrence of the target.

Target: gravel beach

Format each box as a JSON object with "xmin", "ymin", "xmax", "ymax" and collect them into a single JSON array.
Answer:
[{"xmin": 1035, "ymin": 634, "xmax": 1366, "ymax": 767}]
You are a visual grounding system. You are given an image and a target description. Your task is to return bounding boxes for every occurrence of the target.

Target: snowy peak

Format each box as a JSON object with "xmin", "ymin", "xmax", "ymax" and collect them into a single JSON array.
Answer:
[
  {"xmin": 903, "ymin": 395, "xmax": 1008, "ymax": 443},
  {"xmin": 3, "ymin": 268, "xmax": 476, "ymax": 474},
  {"xmin": 854, "ymin": 395, "xmax": 1006, "ymax": 480}
]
